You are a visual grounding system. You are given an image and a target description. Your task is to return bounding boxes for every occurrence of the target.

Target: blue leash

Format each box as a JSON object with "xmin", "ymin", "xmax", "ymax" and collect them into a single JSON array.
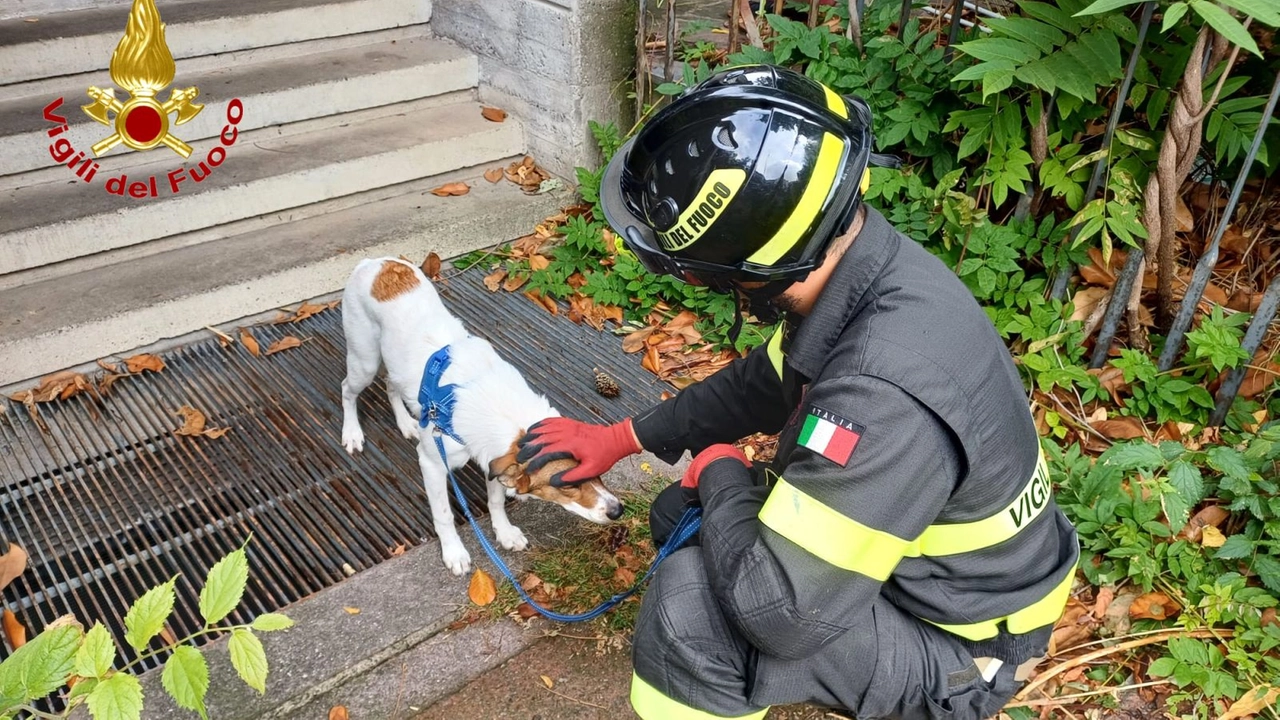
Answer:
[{"xmin": 419, "ymin": 346, "xmax": 702, "ymax": 623}]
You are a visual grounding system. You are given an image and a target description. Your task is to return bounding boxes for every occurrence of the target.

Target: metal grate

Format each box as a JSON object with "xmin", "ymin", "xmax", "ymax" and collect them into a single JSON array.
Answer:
[{"xmin": 0, "ymin": 264, "xmax": 671, "ymax": 693}]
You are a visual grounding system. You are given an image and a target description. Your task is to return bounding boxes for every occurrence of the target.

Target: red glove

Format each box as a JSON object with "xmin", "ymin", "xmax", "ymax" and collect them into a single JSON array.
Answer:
[
  {"xmin": 682, "ymin": 444, "xmax": 750, "ymax": 496},
  {"xmin": 516, "ymin": 417, "xmax": 642, "ymax": 485}
]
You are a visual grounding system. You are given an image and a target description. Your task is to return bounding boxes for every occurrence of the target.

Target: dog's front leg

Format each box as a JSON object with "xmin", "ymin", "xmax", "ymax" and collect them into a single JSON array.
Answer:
[
  {"xmin": 487, "ymin": 479, "xmax": 528, "ymax": 552},
  {"xmin": 416, "ymin": 440, "xmax": 471, "ymax": 575}
]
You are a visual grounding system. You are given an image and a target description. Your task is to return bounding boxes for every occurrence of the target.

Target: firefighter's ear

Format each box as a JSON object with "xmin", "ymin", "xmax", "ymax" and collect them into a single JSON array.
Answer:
[{"xmin": 490, "ymin": 439, "xmax": 531, "ymax": 493}]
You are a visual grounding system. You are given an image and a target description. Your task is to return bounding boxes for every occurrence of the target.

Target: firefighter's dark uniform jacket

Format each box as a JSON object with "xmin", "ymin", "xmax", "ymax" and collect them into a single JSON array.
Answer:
[{"xmin": 630, "ymin": 207, "xmax": 1080, "ymax": 698}]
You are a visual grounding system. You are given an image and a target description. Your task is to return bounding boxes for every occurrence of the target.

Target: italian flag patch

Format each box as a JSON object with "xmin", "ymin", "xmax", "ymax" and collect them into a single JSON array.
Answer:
[{"xmin": 798, "ymin": 407, "xmax": 863, "ymax": 466}]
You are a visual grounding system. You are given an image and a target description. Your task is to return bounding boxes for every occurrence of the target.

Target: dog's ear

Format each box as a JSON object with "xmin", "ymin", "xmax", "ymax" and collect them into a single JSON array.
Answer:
[{"xmin": 488, "ymin": 440, "xmax": 531, "ymax": 494}]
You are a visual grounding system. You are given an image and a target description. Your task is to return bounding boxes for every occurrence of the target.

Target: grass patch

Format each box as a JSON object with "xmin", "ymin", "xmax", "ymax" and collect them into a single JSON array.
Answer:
[{"xmin": 484, "ymin": 473, "xmax": 671, "ymax": 637}]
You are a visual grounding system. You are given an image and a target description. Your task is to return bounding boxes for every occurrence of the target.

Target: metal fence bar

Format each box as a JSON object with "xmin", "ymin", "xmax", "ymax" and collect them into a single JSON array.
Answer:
[
  {"xmin": 897, "ymin": 0, "xmax": 913, "ymax": 37},
  {"xmin": 1159, "ymin": 69, "xmax": 1280, "ymax": 372},
  {"xmin": 1052, "ymin": 0, "xmax": 1156, "ymax": 304},
  {"xmin": 942, "ymin": 0, "xmax": 966, "ymax": 60},
  {"xmin": 1210, "ymin": 273, "xmax": 1280, "ymax": 426},
  {"xmin": 1089, "ymin": 250, "xmax": 1146, "ymax": 368}
]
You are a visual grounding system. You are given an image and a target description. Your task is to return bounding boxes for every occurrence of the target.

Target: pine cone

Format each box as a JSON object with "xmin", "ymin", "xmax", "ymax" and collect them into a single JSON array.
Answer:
[{"xmin": 594, "ymin": 369, "xmax": 620, "ymax": 398}]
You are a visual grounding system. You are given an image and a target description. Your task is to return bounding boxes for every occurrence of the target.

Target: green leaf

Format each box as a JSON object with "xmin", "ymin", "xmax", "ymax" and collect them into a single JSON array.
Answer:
[
  {"xmin": 1161, "ymin": 490, "xmax": 1192, "ymax": 534},
  {"xmin": 250, "ymin": 614, "xmax": 294, "ymax": 632},
  {"xmin": 1148, "ymin": 656, "xmax": 1179, "ymax": 676},
  {"xmin": 199, "ymin": 549, "xmax": 248, "ymax": 626},
  {"xmin": 1254, "ymin": 555, "xmax": 1280, "ymax": 593},
  {"xmin": 986, "ymin": 16, "xmax": 1067, "ymax": 53},
  {"xmin": 0, "ymin": 623, "xmax": 82, "ymax": 704},
  {"xmin": 1019, "ymin": 1, "xmax": 1084, "ymax": 33},
  {"xmin": 1215, "ymin": 534, "xmax": 1254, "ymax": 560},
  {"xmin": 75, "ymin": 623, "xmax": 116, "ymax": 679},
  {"xmin": 86, "ymin": 672, "xmax": 143, "ymax": 720},
  {"xmin": 655, "ymin": 82, "xmax": 685, "ymax": 96},
  {"xmin": 1167, "ymin": 461, "xmax": 1205, "ymax": 505},
  {"xmin": 1075, "ymin": 0, "xmax": 1145, "ymax": 15},
  {"xmin": 1190, "ymin": 0, "xmax": 1262, "ymax": 57},
  {"xmin": 953, "ymin": 38, "xmax": 1042, "ymax": 64},
  {"xmin": 1106, "ymin": 441, "xmax": 1164, "ymax": 469},
  {"xmin": 124, "ymin": 578, "xmax": 177, "ymax": 652},
  {"xmin": 1217, "ymin": 0, "xmax": 1280, "ymax": 26},
  {"xmin": 1162, "ymin": 2, "xmax": 1190, "ymax": 32},
  {"xmin": 162, "ymin": 646, "xmax": 209, "ymax": 720},
  {"xmin": 1207, "ymin": 446, "xmax": 1251, "ymax": 482},
  {"xmin": 228, "ymin": 629, "xmax": 268, "ymax": 695},
  {"xmin": 68, "ymin": 677, "xmax": 99, "ymax": 703},
  {"xmin": 983, "ymin": 67, "xmax": 1016, "ymax": 99}
]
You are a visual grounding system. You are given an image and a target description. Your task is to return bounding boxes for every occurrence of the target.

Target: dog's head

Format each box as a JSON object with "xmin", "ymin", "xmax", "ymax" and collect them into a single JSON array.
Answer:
[{"xmin": 488, "ymin": 442, "xmax": 623, "ymax": 524}]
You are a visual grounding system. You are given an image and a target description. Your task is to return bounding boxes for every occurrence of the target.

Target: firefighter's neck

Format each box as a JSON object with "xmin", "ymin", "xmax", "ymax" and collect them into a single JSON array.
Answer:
[{"xmin": 776, "ymin": 206, "xmax": 866, "ymax": 317}]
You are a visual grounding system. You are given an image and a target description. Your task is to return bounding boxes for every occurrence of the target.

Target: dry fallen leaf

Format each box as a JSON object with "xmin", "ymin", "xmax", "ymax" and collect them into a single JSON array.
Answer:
[
  {"xmin": 503, "ymin": 273, "xmax": 529, "ymax": 293},
  {"xmin": 483, "ymin": 269, "xmax": 508, "ymax": 292},
  {"xmin": 422, "ymin": 252, "xmax": 442, "ymax": 281},
  {"xmin": 343, "ymin": 607, "xmax": 360, "ymax": 615},
  {"xmin": 329, "ymin": 706, "xmax": 349, "ymax": 720},
  {"xmin": 1069, "ymin": 286, "xmax": 1109, "ymax": 322},
  {"xmin": 265, "ymin": 336, "xmax": 303, "ymax": 356},
  {"xmin": 516, "ymin": 603, "xmax": 539, "ymax": 619},
  {"xmin": 622, "ymin": 327, "xmax": 656, "ymax": 353},
  {"xmin": 1200, "ymin": 525, "xmax": 1227, "ymax": 548},
  {"xmin": 1220, "ymin": 685, "xmax": 1280, "ymax": 720},
  {"xmin": 279, "ymin": 300, "xmax": 338, "ymax": 324},
  {"xmin": 521, "ymin": 574, "xmax": 543, "ymax": 591},
  {"xmin": 124, "ymin": 353, "xmax": 166, "ymax": 374},
  {"xmin": 160, "ymin": 625, "xmax": 178, "ymax": 646},
  {"xmin": 1092, "ymin": 586, "xmax": 1115, "ymax": 618},
  {"xmin": 1262, "ymin": 608, "xmax": 1278, "ymax": 628},
  {"xmin": 540, "ymin": 675, "xmax": 554, "ymax": 689},
  {"xmin": 1129, "ymin": 592, "xmax": 1178, "ymax": 621},
  {"xmin": 390, "ymin": 543, "xmax": 407, "ymax": 557},
  {"xmin": 1092, "ymin": 416, "xmax": 1146, "ymax": 440},
  {"xmin": 1174, "ymin": 196, "xmax": 1194, "ymax": 233},
  {"xmin": 484, "ymin": 167, "xmax": 504, "ymax": 183},
  {"xmin": 613, "ymin": 566, "xmax": 636, "ymax": 587},
  {"xmin": 10, "ymin": 371, "xmax": 96, "ymax": 404},
  {"xmin": 481, "ymin": 106, "xmax": 508, "ymax": 123},
  {"xmin": 2, "ymin": 609, "xmax": 26, "ymax": 650},
  {"xmin": 430, "ymin": 182, "xmax": 471, "ymax": 197},
  {"xmin": 240, "ymin": 328, "xmax": 261, "ymax": 357},
  {"xmin": 469, "ymin": 568, "xmax": 497, "ymax": 606},
  {"xmin": 529, "ymin": 255, "xmax": 551, "ymax": 271},
  {"xmin": 0, "ymin": 544, "xmax": 28, "ymax": 593},
  {"xmin": 174, "ymin": 406, "xmax": 230, "ymax": 439},
  {"xmin": 1182, "ymin": 505, "xmax": 1230, "ymax": 543}
]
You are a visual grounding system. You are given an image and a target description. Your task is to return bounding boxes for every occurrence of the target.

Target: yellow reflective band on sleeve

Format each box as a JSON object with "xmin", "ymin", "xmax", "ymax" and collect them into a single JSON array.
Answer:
[
  {"xmin": 745, "ymin": 132, "xmax": 844, "ymax": 266},
  {"xmin": 925, "ymin": 568, "xmax": 1075, "ymax": 641},
  {"xmin": 630, "ymin": 673, "xmax": 769, "ymax": 720},
  {"xmin": 823, "ymin": 85, "xmax": 849, "ymax": 119},
  {"xmin": 765, "ymin": 326, "xmax": 785, "ymax": 380},
  {"xmin": 906, "ymin": 447, "xmax": 1053, "ymax": 558},
  {"xmin": 758, "ymin": 478, "xmax": 911, "ymax": 581}
]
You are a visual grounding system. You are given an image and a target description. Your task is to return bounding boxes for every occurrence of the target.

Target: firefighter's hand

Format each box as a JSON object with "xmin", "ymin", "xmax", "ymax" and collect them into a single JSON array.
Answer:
[
  {"xmin": 681, "ymin": 444, "xmax": 750, "ymax": 502},
  {"xmin": 516, "ymin": 417, "xmax": 642, "ymax": 485}
]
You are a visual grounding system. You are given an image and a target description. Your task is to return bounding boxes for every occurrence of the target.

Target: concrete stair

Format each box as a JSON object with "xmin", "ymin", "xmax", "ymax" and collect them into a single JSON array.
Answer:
[{"xmin": 0, "ymin": 0, "xmax": 563, "ymax": 388}]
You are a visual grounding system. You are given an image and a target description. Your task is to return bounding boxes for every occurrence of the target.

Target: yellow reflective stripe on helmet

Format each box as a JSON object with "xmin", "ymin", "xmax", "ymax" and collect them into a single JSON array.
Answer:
[
  {"xmin": 745, "ymin": 132, "xmax": 844, "ymax": 266},
  {"xmin": 925, "ymin": 568, "xmax": 1075, "ymax": 641},
  {"xmin": 906, "ymin": 448, "xmax": 1052, "ymax": 557},
  {"xmin": 765, "ymin": 326, "xmax": 785, "ymax": 380},
  {"xmin": 631, "ymin": 673, "xmax": 769, "ymax": 720},
  {"xmin": 860, "ymin": 167, "xmax": 871, "ymax": 194},
  {"xmin": 823, "ymin": 85, "xmax": 849, "ymax": 118},
  {"xmin": 759, "ymin": 478, "xmax": 911, "ymax": 581}
]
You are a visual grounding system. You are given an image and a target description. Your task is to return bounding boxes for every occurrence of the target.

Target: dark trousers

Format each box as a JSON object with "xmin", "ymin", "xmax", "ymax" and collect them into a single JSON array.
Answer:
[{"xmin": 634, "ymin": 481, "xmax": 1026, "ymax": 720}]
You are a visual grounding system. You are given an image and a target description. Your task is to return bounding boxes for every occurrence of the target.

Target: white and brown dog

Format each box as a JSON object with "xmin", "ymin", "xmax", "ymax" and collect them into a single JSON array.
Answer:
[{"xmin": 339, "ymin": 257, "xmax": 623, "ymax": 575}]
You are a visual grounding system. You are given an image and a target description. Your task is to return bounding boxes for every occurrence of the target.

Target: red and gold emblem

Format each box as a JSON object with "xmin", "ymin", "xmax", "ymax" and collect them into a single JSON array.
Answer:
[{"xmin": 80, "ymin": 0, "xmax": 203, "ymax": 158}]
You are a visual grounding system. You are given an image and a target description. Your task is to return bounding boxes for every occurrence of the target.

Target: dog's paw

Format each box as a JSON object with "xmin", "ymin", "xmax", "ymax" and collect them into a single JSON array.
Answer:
[
  {"xmin": 342, "ymin": 426, "xmax": 365, "ymax": 454},
  {"xmin": 495, "ymin": 524, "xmax": 529, "ymax": 552},
  {"xmin": 397, "ymin": 420, "xmax": 421, "ymax": 442},
  {"xmin": 440, "ymin": 540, "xmax": 471, "ymax": 576}
]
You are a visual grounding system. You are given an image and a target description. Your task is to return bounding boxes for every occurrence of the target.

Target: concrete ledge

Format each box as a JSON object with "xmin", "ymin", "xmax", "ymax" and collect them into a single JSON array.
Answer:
[
  {"xmin": 0, "ymin": 168, "xmax": 568, "ymax": 387},
  {"xmin": 0, "ymin": 100, "xmax": 524, "ymax": 275},
  {"xmin": 0, "ymin": 0, "xmax": 432, "ymax": 85},
  {"xmin": 0, "ymin": 33, "xmax": 477, "ymax": 177}
]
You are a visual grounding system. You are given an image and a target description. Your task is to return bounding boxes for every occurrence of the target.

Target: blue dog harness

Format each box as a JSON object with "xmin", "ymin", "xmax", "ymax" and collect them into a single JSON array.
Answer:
[{"xmin": 417, "ymin": 344, "xmax": 702, "ymax": 623}]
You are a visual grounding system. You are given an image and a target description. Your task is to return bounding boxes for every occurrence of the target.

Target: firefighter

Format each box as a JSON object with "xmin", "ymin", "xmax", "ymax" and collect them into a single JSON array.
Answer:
[{"xmin": 516, "ymin": 65, "xmax": 1079, "ymax": 720}]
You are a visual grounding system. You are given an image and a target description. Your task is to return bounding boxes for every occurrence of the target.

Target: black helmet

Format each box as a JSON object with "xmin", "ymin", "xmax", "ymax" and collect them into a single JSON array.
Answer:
[{"xmin": 600, "ymin": 64, "xmax": 894, "ymax": 293}]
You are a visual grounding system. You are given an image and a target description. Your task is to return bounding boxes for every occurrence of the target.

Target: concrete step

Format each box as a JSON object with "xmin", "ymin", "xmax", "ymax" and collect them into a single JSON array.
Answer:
[
  {"xmin": 0, "ymin": 32, "xmax": 476, "ymax": 177},
  {"xmin": 0, "ymin": 168, "xmax": 569, "ymax": 388},
  {"xmin": 0, "ymin": 99, "xmax": 525, "ymax": 277},
  {"xmin": 0, "ymin": 0, "xmax": 432, "ymax": 85}
]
